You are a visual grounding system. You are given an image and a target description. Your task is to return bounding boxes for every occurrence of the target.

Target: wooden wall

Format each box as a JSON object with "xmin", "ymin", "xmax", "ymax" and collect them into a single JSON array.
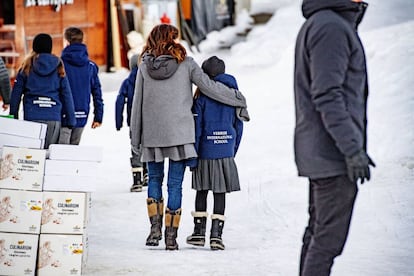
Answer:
[{"xmin": 14, "ymin": 0, "xmax": 107, "ymax": 67}]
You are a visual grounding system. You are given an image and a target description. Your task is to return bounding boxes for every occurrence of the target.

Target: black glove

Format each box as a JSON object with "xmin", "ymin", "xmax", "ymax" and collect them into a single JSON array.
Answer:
[{"xmin": 345, "ymin": 150, "xmax": 376, "ymax": 184}]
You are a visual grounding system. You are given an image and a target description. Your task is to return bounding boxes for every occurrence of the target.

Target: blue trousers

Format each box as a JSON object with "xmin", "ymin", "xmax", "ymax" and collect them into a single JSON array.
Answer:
[{"xmin": 147, "ymin": 159, "xmax": 186, "ymax": 211}]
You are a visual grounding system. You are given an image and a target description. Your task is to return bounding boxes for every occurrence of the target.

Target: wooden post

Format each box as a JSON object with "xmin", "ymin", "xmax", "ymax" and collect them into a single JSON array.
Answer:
[{"xmin": 110, "ymin": 0, "xmax": 121, "ymax": 70}]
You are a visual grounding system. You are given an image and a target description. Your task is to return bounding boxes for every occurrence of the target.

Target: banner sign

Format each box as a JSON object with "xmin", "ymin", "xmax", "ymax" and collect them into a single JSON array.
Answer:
[{"xmin": 25, "ymin": 0, "xmax": 74, "ymax": 7}]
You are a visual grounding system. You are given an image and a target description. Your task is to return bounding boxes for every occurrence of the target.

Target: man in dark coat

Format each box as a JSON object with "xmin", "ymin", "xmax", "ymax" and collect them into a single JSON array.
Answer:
[{"xmin": 294, "ymin": 0, "xmax": 375, "ymax": 275}]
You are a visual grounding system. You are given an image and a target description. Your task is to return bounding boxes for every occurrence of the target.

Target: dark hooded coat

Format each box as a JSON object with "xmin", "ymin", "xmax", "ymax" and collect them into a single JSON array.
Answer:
[
  {"xmin": 10, "ymin": 54, "xmax": 76, "ymax": 126},
  {"xmin": 61, "ymin": 43, "xmax": 104, "ymax": 128},
  {"xmin": 294, "ymin": 0, "xmax": 370, "ymax": 179}
]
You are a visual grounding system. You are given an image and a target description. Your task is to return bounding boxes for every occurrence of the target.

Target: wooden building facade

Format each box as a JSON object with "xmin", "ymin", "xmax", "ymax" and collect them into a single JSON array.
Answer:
[{"xmin": 0, "ymin": 0, "xmax": 108, "ymax": 77}]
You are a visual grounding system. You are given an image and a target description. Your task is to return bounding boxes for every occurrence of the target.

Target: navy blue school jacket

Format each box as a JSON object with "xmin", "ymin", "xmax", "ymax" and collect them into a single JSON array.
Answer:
[
  {"xmin": 115, "ymin": 67, "xmax": 138, "ymax": 130},
  {"xmin": 10, "ymin": 53, "xmax": 76, "ymax": 126},
  {"xmin": 61, "ymin": 43, "xmax": 104, "ymax": 128},
  {"xmin": 193, "ymin": 73, "xmax": 243, "ymax": 159}
]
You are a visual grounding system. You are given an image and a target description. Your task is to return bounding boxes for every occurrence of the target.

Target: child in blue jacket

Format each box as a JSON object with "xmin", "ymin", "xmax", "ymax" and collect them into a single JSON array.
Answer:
[
  {"xmin": 115, "ymin": 54, "xmax": 148, "ymax": 192},
  {"xmin": 187, "ymin": 56, "xmax": 244, "ymax": 250},
  {"xmin": 9, "ymin": 33, "xmax": 76, "ymax": 149},
  {"xmin": 59, "ymin": 27, "xmax": 104, "ymax": 145}
]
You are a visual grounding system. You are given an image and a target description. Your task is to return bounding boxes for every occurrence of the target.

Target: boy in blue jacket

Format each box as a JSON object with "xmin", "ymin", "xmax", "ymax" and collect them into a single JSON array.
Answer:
[
  {"xmin": 59, "ymin": 27, "xmax": 104, "ymax": 145},
  {"xmin": 10, "ymin": 33, "xmax": 76, "ymax": 149},
  {"xmin": 187, "ymin": 56, "xmax": 244, "ymax": 250},
  {"xmin": 115, "ymin": 54, "xmax": 148, "ymax": 192}
]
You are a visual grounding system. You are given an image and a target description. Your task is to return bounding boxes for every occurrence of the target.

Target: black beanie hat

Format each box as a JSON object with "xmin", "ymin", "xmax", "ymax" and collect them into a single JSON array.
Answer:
[
  {"xmin": 201, "ymin": 56, "xmax": 225, "ymax": 78},
  {"xmin": 33, "ymin": 33, "xmax": 53, "ymax": 54}
]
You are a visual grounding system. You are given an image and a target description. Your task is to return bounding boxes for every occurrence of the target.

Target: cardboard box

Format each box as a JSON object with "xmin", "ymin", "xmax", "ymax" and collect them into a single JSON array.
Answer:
[
  {"xmin": 0, "ymin": 232, "xmax": 39, "ymax": 276},
  {"xmin": 37, "ymin": 233, "xmax": 88, "ymax": 276},
  {"xmin": 41, "ymin": 192, "xmax": 90, "ymax": 234},
  {"xmin": 44, "ymin": 160, "xmax": 100, "ymax": 177},
  {"xmin": 42, "ymin": 175, "xmax": 97, "ymax": 192},
  {"xmin": 48, "ymin": 144, "xmax": 103, "ymax": 162},
  {"xmin": 0, "ymin": 117, "xmax": 47, "ymax": 139},
  {"xmin": 0, "ymin": 146, "xmax": 46, "ymax": 191},
  {"xmin": 0, "ymin": 133, "xmax": 44, "ymax": 149},
  {"xmin": 0, "ymin": 189, "xmax": 43, "ymax": 234}
]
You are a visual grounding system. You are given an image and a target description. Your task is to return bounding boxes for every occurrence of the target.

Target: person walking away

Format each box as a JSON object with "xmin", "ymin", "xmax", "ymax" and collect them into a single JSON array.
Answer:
[
  {"xmin": 294, "ymin": 0, "xmax": 375, "ymax": 275},
  {"xmin": 115, "ymin": 54, "xmax": 148, "ymax": 192},
  {"xmin": 59, "ymin": 27, "xmax": 104, "ymax": 145},
  {"xmin": 9, "ymin": 33, "xmax": 76, "ymax": 149},
  {"xmin": 186, "ymin": 56, "xmax": 244, "ymax": 250},
  {"xmin": 0, "ymin": 57, "xmax": 11, "ymax": 111},
  {"xmin": 130, "ymin": 24, "xmax": 249, "ymax": 251}
]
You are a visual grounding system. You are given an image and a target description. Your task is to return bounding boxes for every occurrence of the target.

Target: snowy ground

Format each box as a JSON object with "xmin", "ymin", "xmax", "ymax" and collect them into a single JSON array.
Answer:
[{"xmin": 77, "ymin": 1, "xmax": 414, "ymax": 275}]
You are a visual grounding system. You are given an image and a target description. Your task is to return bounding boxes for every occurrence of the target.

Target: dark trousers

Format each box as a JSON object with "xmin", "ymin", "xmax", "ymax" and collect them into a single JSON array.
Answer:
[
  {"xmin": 34, "ymin": 120, "xmax": 60, "ymax": 149},
  {"xmin": 130, "ymin": 149, "xmax": 143, "ymax": 168},
  {"xmin": 300, "ymin": 175, "xmax": 358, "ymax": 276},
  {"xmin": 58, "ymin": 127, "xmax": 84, "ymax": 145}
]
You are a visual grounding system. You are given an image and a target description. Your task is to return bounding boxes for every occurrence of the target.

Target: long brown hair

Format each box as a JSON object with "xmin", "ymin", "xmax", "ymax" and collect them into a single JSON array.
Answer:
[
  {"xmin": 140, "ymin": 24, "xmax": 187, "ymax": 62},
  {"xmin": 19, "ymin": 52, "xmax": 65, "ymax": 77}
]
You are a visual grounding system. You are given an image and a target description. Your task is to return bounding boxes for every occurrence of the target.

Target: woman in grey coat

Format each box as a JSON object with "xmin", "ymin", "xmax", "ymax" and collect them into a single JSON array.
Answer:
[{"xmin": 130, "ymin": 24, "xmax": 248, "ymax": 250}]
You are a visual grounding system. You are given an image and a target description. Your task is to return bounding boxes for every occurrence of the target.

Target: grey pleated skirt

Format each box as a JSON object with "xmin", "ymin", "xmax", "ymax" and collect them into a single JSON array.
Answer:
[
  {"xmin": 142, "ymin": 144, "xmax": 197, "ymax": 163},
  {"xmin": 192, "ymin": 157, "xmax": 240, "ymax": 193}
]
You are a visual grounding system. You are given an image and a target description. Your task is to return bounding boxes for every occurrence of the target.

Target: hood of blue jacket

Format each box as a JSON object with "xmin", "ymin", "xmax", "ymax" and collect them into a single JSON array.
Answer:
[
  {"xmin": 142, "ymin": 53, "xmax": 179, "ymax": 80},
  {"xmin": 214, "ymin": 73, "xmax": 238, "ymax": 90},
  {"xmin": 61, "ymin": 43, "xmax": 89, "ymax": 67},
  {"xmin": 32, "ymin": 54, "xmax": 61, "ymax": 76}
]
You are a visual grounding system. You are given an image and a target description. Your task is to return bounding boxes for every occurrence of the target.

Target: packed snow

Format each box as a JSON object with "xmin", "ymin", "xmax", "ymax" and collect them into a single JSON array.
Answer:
[{"xmin": 53, "ymin": 0, "xmax": 413, "ymax": 275}]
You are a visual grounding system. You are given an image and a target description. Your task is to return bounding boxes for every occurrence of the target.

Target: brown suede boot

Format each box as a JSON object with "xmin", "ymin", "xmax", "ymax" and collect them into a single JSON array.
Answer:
[
  {"xmin": 146, "ymin": 198, "xmax": 164, "ymax": 246},
  {"xmin": 164, "ymin": 208, "xmax": 181, "ymax": 250}
]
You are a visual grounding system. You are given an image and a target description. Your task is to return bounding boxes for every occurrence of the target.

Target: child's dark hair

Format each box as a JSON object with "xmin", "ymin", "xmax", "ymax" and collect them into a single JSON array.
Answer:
[{"xmin": 64, "ymin": 27, "xmax": 84, "ymax": 44}]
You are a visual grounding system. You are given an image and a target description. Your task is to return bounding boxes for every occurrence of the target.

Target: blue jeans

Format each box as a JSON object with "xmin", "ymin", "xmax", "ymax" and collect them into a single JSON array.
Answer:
[{"xmin": 147, "ymin": 159, "xmax": 186, "ymax": 211}]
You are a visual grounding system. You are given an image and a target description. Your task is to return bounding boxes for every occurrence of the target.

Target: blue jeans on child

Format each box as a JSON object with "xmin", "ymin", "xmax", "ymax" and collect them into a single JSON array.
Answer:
[{"xmin": 147, "ymin": 159, "xmax": 186, "ymax": 211}]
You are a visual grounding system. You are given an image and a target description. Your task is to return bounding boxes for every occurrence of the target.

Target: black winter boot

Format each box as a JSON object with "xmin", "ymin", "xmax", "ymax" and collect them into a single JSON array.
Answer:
[
  {"xmin": 164, "ymin": 208, "xmax": 181, "ymax": 250},
  {"xmin": 186, "ymin": 211, "xmax": 208, "ymax": 246},
  {"xmin": 130, "ymin": 167, "xmax": 144, "ymax": 192},
  {"xmin": 146, "ymin": 198, "xmax": 164, "ymax": 246},
  {"xmin": 210, "ymin": 214, "xmax": 225, "ymax": 250}
]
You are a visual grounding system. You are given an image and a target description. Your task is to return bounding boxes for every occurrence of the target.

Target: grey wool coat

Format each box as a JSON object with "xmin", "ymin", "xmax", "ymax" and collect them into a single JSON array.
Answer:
[
  {"xmin": 130, "ymin": 54, "xmax": 248, "ymax": 162},
  {"xmin": 294, "ymin": 0, "xmax": 370, "ymax": 179}
]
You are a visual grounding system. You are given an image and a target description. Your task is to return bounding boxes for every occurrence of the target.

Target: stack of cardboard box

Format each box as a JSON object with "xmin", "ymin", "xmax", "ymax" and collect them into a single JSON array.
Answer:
[
  {"xmin": 0, "ymin": 118, "xmax": 101, "ymax": 275},
  {"xmin": 0, "ymin": 117, "xmax": 47, "ymax": 276},
  {"xmin": 38, "ymin": 144, "xmax": 101, "ymax": 276},
  {"xmin": 37, "ymin": 190, "xmax": 91, "ymax": 276}
]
